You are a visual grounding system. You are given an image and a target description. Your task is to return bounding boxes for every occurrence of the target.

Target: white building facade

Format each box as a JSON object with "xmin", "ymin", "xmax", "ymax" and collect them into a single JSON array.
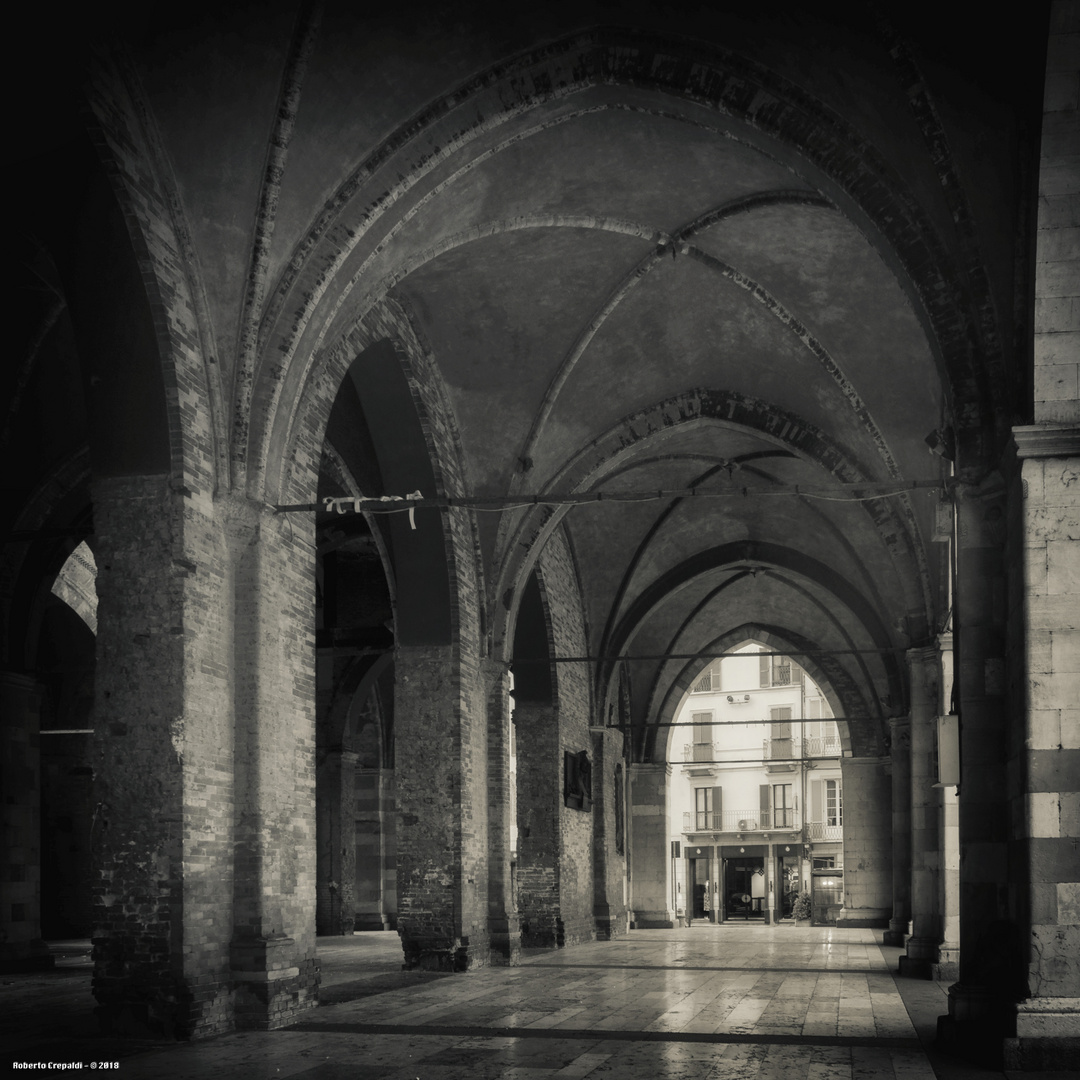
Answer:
[{"xmin": 670, "ymin": 645, "xmax": 843, "ymax": 926}]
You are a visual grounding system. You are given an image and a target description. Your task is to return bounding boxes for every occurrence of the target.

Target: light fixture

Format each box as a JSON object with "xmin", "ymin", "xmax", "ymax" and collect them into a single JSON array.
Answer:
[
  {"xmin": 925, "ymin": 427, "xmax": 955, "ymax": 460},
  {"xmin": 739, "ymin": 847, "xmax": 745, "ymax": 853}
]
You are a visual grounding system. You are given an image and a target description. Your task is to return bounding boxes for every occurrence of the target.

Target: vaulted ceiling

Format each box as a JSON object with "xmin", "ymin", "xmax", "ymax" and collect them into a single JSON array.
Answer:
[{"xmin": 7, "ymin": 2, "xmax": 1045, "ymax": 761}]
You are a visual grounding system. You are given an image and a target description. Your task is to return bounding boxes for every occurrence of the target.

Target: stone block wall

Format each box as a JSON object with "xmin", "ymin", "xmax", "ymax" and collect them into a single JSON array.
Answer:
[
  {"xmin": 838, "ymin": 756, "xmax": 891, "ymax": 926},
  {"xmin": 629, "ymin": 764, "xmax": 674, "ymax": 927}
]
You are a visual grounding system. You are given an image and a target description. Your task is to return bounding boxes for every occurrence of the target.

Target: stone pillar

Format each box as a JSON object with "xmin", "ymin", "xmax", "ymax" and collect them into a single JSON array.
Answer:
[
  {"xmin": 628, "ymin": 763, "xmax": 674, "ymax": 927},
  {"xmin": 0, "ymin": 673, "xmax": 51, "ymax": 971},
  {"xmin": 1004, "ymin": 425, "xmax": 1080, "ymax": 1070},
  {"xmin": 938, "ymin": 470, "xmax": 1017, "ymax": 1064},
  {"xmin": 484, "ymin": 659, "xmax": 520, "ymax": 963},
  {"xmin": 900, "ymin": 646, "xmax": 943, "ymax": 976},
  {"xmin": 316, "ymin": 749, "xmax": 358, "ymax": 935},
  {"xmin": 395, "ymin": 645, "xmax": 489, "ymax": 970},
  {"xmin": 934, "ymin": 633, "xmax": 960, "ymax": 981},
  {"xmin": 884, "ymin": 716, "xmax": 912, "ymax": 947},
  {"xmin": 836, "ymin": 756, "xmax": 891, "ymax": 926}
]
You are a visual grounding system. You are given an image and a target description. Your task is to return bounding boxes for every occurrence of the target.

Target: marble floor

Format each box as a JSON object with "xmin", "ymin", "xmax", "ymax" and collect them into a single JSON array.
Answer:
[{"xmin": 3, "ymin": 926, "xmax": 1041, "ymax": 1079}]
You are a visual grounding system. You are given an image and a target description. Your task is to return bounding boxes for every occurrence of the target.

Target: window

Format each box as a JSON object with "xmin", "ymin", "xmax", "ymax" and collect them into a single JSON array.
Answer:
[
  {"xmin": 769, "ymin": 706, "xmax": 793, "ymax": 758},
  {"xmin": 773, "ymin": 783, "xmax": 793, "ymax": 827},
  {"xmin": 691, "ymin": 712, "xmax": 712, "ymax": 761},
  {"xmin": 692, "ymin": 660, "xmax": 721, "ymax": 693},
  {"xmin": 758, "ymin": 652, "xmax": 794, "ymax": 687},
  {"xmin": 826, "ymin": 779, "xmax": 842, "ymax": 827},
  {"xmin": 695, "ymin": 786, "xmax": 721, "ymax": 830}
]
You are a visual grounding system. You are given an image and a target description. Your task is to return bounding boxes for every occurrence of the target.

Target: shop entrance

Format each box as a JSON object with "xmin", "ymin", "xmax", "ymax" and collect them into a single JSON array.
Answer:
[
  {"xmin": 777, "ymin": 853, "xmax": 800, "ymax": 919},
  {"xmin": 688, "ymin": 856, "xmax": 713, "ymax": 920},
  {"xmin": 724, "ymin": 857, "xmax": 765, "ymax": 920}
]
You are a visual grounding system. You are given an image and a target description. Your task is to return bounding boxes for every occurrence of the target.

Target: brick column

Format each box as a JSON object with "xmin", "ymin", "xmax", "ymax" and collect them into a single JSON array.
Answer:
[
  {"xmin": 883, "ymin": 716, "xmax": 911, "ymax": 946},
  {"xmin": 91, "ymin": 475, "xmax": 235, "ymax": 1037},
  {"xmin": 316, "ymin": 749, "xmax": 358, "ymax": 934},
  {"xmin": 0, "ymin": 673, "xmax": 51, "ymax": 971},
  {"xmin": 395, "ymin": 645, "xmax": 489, "ymax": 969},
  {"xmin": 225, "ymin": 496, "xmax": 318, "ymax": 1030},
  {"xmin": 514, "ymin": 697, "xmax": 560, "ymax": 947},
  {"xmin": 355, "ymin": 767, "xmax": 395, "ymax": 930},
  {"xmin": 591, "ymin": 725, "xmax": 629, "ymax": 940},
  {"xmin": 629, "ymin": 763, "xmax": 674, "ymax": 927},
  {"xmin": 484, "ymin": 659, "xmax": 520, "ymax": 963}
]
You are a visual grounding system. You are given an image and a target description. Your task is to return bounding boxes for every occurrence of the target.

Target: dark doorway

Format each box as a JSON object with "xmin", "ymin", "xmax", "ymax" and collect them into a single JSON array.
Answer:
[
  {"xmin": 724, "ymin": 857, "xmax": 765, "ymax": 920},
  {"xmin": 688, "ymin": 856, "xmax": 712, "ymax": 920}
]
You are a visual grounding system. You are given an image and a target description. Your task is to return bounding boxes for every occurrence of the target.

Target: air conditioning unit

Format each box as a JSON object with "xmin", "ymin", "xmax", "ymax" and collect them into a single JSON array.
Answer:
[
  {"xmin": 743, "ymin": 694, "xmax": 750, "ymax": 702},
  {"xmin": 727, "ymin": 695, "xmax": 734, "ymax": 702},
  {"xmin": 738, "ymin": 819, "xmax": 758, "ymax": 831}
]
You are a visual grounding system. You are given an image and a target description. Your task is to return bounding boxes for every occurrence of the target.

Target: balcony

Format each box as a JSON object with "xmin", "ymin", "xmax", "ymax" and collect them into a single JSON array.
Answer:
[
  {"xmin": 803, "ymin": 735, "xmax": 841, "ymax": 758},
  {"xmin": 806, "ymin": 821, "xmax": 843, "ymax": 841},
  {"xmin": 761, "ymin": 736, "xmax": 842, "ymax": 762},
  {"xmin": 682, "ymin": 809, "xmax": 801, "ymax": 834}
]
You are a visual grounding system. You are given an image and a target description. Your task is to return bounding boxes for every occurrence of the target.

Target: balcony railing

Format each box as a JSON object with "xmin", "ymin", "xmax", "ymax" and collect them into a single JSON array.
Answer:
[
  {"xmin": 806, "ymin": 821, "xmax": 843, "ymax": 841},
  {"xmin": 682, "ymin": 809, "xmax": 800, "ymax": 833},
  {"xmin": 761, "ymin": 737, "xmax": 842, "ymax": 760}
]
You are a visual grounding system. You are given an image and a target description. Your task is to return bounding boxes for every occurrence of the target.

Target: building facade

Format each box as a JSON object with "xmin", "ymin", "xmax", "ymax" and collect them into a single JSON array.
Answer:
[{"xmin": 671, "ymin": 646, "xmax": 844, "ymax": 927}]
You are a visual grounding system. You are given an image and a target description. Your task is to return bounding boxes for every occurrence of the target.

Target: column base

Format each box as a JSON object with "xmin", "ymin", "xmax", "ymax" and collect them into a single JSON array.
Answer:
[
  {"xmin": 936, "ymin": 982, "xmax": 1017, "ymax": 1070},
  {"xmin": 594, "ymin": 905, "xmax": 629, "ymax": 940},
  {"xmin": 898, "ymin": 935, "xmax": 940, "ymax": 979},
  {"xmin": 489, "ymin": 913, "xmax": 522, "ymax": 965},
  {"xmin": 882, "ymin": 917, "xmax": 910, "ymax": 947},
  {"xmin": 400, "ymin": 932, "xmax": 490, "ymax": 971},
  {"xmin": 930, "ymin": 946, "xmax": 959, "ymax": 983},
  {"xmin": 835, "ymin": 906, "xmax": 889, "ymax": 928},
  {"xmin": 630, "ymin": 909, "xmax": 676, "ymax": 929},
  {"xmin": 1003, "ymin": 997, "xmax": 1080, "ymax": 1071},
  {"xmin": 353, "ymin": 911, "xmax": 394, "ymax": 931},
  {"xmin": 231, "ymin": 936, "xmax": 318, "ymax": 1030}
]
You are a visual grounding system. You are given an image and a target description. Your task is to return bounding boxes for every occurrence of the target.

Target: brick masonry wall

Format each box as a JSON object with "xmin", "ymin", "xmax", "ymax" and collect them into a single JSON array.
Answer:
[
  {"xmin": 92, "ymin": 475, "xmax": 212, "ymax": 1037},
  {"xmin": 537, "ymin": 528, "xmax": 596, "ymax": 948},
  {"xmin": 0, "ymin": 674, "xmax": 44, "ymax": 967},
  {"xmin": 514, "ymin": 700, "xmax": 559, "ymax": 947},
  {"xmin": 227, "ymin": 500, "xmax": 319, "ymax": 1029}
]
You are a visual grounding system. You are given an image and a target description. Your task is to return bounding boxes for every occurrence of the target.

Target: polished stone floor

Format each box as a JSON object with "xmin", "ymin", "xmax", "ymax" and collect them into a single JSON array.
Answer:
[{"xmin": 2, "ymin": 926, "xmax": 1051, "ymax": 1079}]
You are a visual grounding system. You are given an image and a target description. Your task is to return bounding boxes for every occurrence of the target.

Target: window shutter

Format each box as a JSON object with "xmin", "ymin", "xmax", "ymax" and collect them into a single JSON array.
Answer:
[
  {"xmin": 759, "ymin": 652, "xmax": 770, "ymax": 688},
  {"xmin": 760, "ymin": 783, "xmax": 770, "ymax": 826},
  {"xmin": 811, "ymin": 779, "xmax": 822, "ymax": 822},
  {"xmin": 712, "ymin": 786, "xmax": 722, "ymax": 830}
]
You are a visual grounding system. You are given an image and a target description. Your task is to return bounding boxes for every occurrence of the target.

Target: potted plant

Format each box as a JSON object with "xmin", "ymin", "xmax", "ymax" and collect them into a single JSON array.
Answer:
[{"xmin": 792, "ymin": 891, "xmax": 812, "ymax": 924}]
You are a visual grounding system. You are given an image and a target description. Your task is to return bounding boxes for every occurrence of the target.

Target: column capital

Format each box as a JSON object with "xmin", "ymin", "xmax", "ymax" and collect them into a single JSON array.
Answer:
[{"xmin": 1012, "ymin": 424, "xmax": 1080, "ymax": 459}]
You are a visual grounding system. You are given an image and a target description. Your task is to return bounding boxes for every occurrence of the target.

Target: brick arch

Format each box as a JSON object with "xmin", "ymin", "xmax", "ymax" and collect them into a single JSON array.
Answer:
[
  {"xmin": 248, "ymin": 24, "xmax": 998, "ymax": 504},
  {"xmin": 80, "ymin": 46, "xmax": 224, "ymax": 493},
  {"xmin": 279, "ymin": 299, "xmax": 482, "ymax": 652}
]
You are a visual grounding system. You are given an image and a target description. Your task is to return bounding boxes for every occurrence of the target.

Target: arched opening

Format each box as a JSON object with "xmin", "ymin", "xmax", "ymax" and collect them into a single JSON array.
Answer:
[{"xmin": 667, "ymin": 642, "xmax": 844, "ymax": 929}]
